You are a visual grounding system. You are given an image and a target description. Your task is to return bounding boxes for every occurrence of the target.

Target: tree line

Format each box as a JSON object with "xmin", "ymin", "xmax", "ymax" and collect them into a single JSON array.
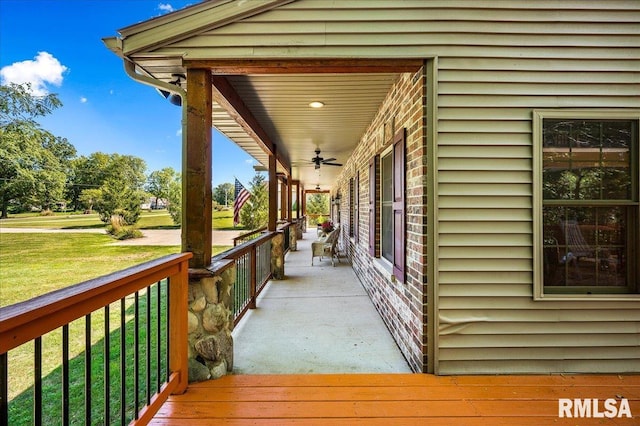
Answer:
[
  {"xmin": 0, "ymin": 83, "xmax": 186, "ymax": 225},
  {"xmin": 1, "ymin": 82, "xmax": 328, "ymax": 230}
]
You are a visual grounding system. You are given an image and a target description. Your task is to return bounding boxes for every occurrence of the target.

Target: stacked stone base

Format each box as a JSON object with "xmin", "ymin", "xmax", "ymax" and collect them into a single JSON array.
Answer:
[{"xmin": 187, "ymin": 267, "xmax": 234, "ymax": 381}]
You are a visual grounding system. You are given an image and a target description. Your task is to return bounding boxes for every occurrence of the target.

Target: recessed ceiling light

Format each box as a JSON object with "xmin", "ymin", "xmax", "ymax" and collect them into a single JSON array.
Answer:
[{"xmin": 309, "ymin": 101, "xmax": 324, "ymax": 108}]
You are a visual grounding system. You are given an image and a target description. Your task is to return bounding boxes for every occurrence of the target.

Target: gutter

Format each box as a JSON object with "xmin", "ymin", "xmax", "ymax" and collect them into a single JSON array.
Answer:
[
  {"xmin": 103, "ymin": 36, "xmax": 189, "ymax": 244},
  {"xmin": 123, "ymin": 59, "xmax": 186, "ymax": 102},
  {"xmin": 102, "ymin": 36, "xmax": 186, "ymax": 101}
]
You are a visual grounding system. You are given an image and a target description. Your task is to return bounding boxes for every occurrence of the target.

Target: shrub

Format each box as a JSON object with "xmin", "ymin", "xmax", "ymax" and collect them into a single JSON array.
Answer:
[{"xmin": 106, "ymin": 214, "xmax": 143, "ymax": 240}]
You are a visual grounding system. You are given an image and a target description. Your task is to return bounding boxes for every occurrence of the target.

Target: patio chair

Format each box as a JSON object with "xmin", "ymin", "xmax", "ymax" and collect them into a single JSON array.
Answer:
[
  {"xmin": 561, "ymin": 220, "xmax": 594, "ymax": 261},
  {"xmin": 311, "ymin": 227, "xmax": 341, "ymax": 266},
  {"xmin": 555, "ymin": 220, "xmax": 598, "ymax": 282}
]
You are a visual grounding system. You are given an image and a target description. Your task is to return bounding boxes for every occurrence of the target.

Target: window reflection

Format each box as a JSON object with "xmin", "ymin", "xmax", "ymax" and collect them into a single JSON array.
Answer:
[
  {"xmin": 542, "ymin": 120, "xmax": 631, "ymax": 200},
  {"xmin": 541, "ymin": 118, "xmax": 636, "ymax": 293},
  {"xmin": 543, "ymin": 207, "xmax": 627, "ymax": 287}
]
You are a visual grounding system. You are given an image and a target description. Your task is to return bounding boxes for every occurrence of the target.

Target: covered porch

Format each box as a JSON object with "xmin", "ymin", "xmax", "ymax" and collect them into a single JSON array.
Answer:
[{"xmin": 232, "ymin": 228, "xmax": 411, "ymax": 375}]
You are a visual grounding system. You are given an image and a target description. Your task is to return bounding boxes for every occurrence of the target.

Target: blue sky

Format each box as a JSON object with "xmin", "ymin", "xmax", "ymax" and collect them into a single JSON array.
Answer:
[{"xmin": 0, "ymin": 0, "xmax": 258, "ymax": 187}]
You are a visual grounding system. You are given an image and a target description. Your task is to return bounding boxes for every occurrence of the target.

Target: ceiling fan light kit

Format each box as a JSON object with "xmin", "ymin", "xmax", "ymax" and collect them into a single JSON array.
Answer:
[{"xmin": 311, "ymin": 148, "xmax": 342, "ymax": 169}]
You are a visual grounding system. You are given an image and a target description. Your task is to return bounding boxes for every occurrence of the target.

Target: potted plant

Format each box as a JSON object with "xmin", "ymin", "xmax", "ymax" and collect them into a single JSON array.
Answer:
[{"xmin": 321, "ymin": 220, "xmax": 334, "ymax": 234}]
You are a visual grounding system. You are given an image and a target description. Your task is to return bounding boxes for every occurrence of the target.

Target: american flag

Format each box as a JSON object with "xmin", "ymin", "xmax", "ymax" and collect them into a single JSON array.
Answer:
[{"xmin": 233, "ymin": 178, "xmax": 251, "ymax": 226}]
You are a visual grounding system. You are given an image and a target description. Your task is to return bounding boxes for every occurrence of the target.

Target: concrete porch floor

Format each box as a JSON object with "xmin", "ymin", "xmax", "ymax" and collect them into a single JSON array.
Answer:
[{"xmin": 232, "ymin": 229, "xmax": 412, "ymax": 374}]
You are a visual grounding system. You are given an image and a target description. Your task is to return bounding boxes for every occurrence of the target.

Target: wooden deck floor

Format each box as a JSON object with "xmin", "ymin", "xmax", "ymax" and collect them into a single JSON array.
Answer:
[{"xmin": 149, "ymin": 373, "xmax": 639, "ymax": 425}]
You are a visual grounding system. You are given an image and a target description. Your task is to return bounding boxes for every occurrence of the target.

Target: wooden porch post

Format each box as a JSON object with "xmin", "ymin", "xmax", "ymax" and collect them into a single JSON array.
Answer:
[
  {"xmin": 279, "ymin": 177, "xmax": 286, "ymax": 220},
  {"xmin": 287, "ymin": 174, "xmax": 293, "ymax": 222},
  {"xmin": 183, "ymin": 69, "xmax": 212, "ymax": 268},
  {"xmin": 268, "ymin": 152, "xmax": 277, "ymax": 232},
  {"xmin": 293, "ymin": 180, "xmax": 300, "ymax": 219}
]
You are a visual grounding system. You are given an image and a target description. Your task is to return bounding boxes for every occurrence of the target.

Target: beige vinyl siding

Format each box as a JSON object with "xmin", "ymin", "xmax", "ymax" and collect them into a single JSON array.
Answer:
[
  {"xmin": 436, "ymin": 14, "xmax": 638, "ymax": 373},
  {"xmin": 147, "ymin": 0, "xmax": 640, "ymax": 374}
]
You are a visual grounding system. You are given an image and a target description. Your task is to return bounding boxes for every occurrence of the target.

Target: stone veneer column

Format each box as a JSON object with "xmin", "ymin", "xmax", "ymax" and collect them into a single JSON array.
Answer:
[
  {"xmin": 271, "ymin": 232, "xmax": 285, "ymax": 280},
  {"xmin": 289, "ymin": 224, "xmax": 298, "ymax": 251},
  {"xmin": 186, "ymin": 264, "xmax": 234, "ymax": 382}
]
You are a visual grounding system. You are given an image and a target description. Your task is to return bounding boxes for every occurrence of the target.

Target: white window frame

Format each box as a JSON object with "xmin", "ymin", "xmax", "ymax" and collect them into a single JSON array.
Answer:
[{"xmin": 533, "ymin": 109, "xmax": 640, "ymax": 301}]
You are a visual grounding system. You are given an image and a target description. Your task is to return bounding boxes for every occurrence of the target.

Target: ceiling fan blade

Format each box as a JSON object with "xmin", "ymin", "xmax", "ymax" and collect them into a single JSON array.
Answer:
[
  {"xmin": 321, "ymin": 157, "xmax": 337, "ymax": 163},
  {"xmin": 323, "ymin": 162, "xmax": 342, "ymax": 166}
]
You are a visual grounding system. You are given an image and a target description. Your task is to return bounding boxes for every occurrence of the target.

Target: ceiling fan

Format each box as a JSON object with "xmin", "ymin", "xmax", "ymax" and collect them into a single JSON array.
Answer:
[{"xmin": 309, "ymin": 149, "xmax": 342, "ymax": 170}]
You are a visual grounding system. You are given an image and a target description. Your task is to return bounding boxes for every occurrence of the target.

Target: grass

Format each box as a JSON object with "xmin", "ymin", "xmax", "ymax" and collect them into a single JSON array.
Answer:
[
  {"xmin": 0, "ymin": 228, "xmax": 233, "ymax": 424},
  {"xmin": 0, "ymin": 233, "xmax": 230, "ymax": 307},
  {"xmin": 0, "ymin": 210, "xmax": 245, "ymax": 230},
  {"xmin": 0, "ymin": 233, "xmax": 179, "ymax": 306},
  {"xmin": 7, "ymin": 284, "xmax": 169, "ymax": 425}
]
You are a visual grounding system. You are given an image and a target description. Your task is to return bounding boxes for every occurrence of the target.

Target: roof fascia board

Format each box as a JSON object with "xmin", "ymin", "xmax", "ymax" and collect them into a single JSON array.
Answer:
[
  {"xmin": 187, "ymin": 58, "xmax": 424, "ymax": 74},
  {"xmin": 120, "ymin": 0, "xmax": 296, "ymax": 56}
]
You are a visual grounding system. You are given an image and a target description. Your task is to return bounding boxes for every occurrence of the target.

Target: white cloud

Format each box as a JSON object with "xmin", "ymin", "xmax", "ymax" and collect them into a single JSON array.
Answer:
[
  {"xmin": 0, "ymin": 52, "xmax": 67, "ymax": 96},
  {"xmin": 176, "ymin": 128, "xmax": 182, "ymax": 136},
  {"xmin": 245, "ymin": 159, "xmax": 255, "ymax": 164},
  {"xmin": 80, "ymin": 97, "xmax": 87, "ymax": 103},
  {"xmin": 158, "ymin": 3, "xmax": 175, "ymax": 13}
]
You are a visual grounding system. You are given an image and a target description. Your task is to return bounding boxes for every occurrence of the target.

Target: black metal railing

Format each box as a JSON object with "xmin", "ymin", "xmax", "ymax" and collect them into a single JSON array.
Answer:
[
  {"xmin": 279, "ymin": 222, "xmax": 291, "ymax": 253},
  {"xmin": 0, "ymin": 254, "xmax": 190, "ymax": 426},
  {"xmin": 212, "ymin": 232, "xmax": 279, "ymax": 325},
  {"xmin": 232, "ymin": 226, "xmax": 267, "ymax": 246}
]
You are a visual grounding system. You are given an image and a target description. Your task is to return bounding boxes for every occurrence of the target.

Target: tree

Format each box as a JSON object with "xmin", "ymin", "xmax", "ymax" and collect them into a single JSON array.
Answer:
[
  {"xmin": 67, "ymin": 153, "xmax": 110, "ymax": 211},
  {"xmin": 0, "ymin": 82, "xmax": 68, "ymax": 217},
  {"xmin": 74, "ymin": 153, "xmax": 147, "ymax": 224},
  {"xmin": 35, "ymin": 135, "xmax": 76, "ymax": 211},
  {"xmin": 90, "ymin": 178, "xmax": 146, "ymax": 225},
  {"xmin": 213, "ymin": 182, "xmax": 234, "ymax": 207},
  {"xmin": 306, "ymin": 193, "xmax": 329, "ymax": 215},
  {"xmin": 166, "ymin": 175, "xmax": 182, "ymax": 225},
  {"xmin": 78, "ymin": 188, "xmax": 101, "ymax": 213},
  {"xmin": 146, "ymin": 167, "xmax": 178, "ymax": 209},
  {"xmin": 73, "ymin": 152, "xmax": 147, "ymax": 219},
  {"xmin": 239, "ymin": 173, "xmax": 268, "ymax": 229}
]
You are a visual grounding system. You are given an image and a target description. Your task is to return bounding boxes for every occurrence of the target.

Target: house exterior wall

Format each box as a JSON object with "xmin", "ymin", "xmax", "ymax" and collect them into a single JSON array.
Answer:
[
  {"xmin": 334, "ymin": 70, "xmax": 427, "ymax": 372},
  {"xmin": 152, "ymin": 0, "xmax": 640, "ymax": 374}
]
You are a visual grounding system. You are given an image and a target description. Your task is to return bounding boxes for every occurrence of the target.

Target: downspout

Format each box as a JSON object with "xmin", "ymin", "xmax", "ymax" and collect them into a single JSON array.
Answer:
[{"xmin": 122, "ymin": 59, "xmax": 190, "ymax": 251}]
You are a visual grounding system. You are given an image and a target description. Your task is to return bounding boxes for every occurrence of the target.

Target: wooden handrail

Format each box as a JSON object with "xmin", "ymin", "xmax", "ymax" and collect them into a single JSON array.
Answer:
[
  {"xmin": 214, "ymin": 231, "xmax": 275, "ymax": 262},
  {"xmin": 210, "ymin": 231, "xmax": 279, "ymax": 326},
  {"xmin": 0, "ymin": 253, "xmax": 192, "ymax": 355},
  {"xmin": 0, "ymin": 253, "xmax": 192, "ymax": 425},
  {"xmin": 232, "ymin": 226, "xmax": 267, "ymax": 246}
]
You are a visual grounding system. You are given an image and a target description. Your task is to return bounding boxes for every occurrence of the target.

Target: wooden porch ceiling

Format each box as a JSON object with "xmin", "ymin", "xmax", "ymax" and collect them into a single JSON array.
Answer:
[{"xmin": 150, "ymin": 373, "xmax": 640, "ymax": 425}]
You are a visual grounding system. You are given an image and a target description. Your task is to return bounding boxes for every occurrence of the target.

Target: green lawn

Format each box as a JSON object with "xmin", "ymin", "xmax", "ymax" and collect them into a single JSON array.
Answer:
[
  {"xmin": 0, "ymin": 210, "xmax": 244, "ymax": 230},
  {"xmin": 0, "ymin": 231, "xmax": 232, "ymax": 424},
  {"xmin": 0, "ymin": 233, "xmax": 178, "ymax": 306},
  {"xmin": 6, "ymin": 284, "xmax": 169, "ymax": 425}
]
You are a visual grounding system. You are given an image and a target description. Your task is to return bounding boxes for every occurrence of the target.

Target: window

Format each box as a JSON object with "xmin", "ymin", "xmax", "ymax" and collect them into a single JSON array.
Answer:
[
  {"xmin": 373, "ymin": 129, "xmax": 405, "ymax": 281},
  {"xmin": 535, "ymin": 111, "xmax": 639, "ymax": 297},
  {"xmin": 381, "ymin": 149, "xmax": 394, "ymax": 262}
]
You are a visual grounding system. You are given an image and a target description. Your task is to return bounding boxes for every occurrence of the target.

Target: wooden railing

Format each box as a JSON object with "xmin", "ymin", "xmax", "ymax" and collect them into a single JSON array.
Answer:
[
  {"xmin": 211, "ymin": 233, "xmax": 276, "ymax": 325},
  {"xmin": 0, "ymin": 253, "xmax": 191, "ymax": 426},
  {"xmin": 232, "ymin": 226, "xmax": 267, "ymax": 246}
]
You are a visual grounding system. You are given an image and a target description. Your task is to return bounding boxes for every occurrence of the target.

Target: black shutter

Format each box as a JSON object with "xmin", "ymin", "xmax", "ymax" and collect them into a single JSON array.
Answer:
[
  {"xmin": 392, "ymin": 129, "xmax": 405, "ymax": 281},
  {"xmin": 354, "ymin": 171, "xmax": 359, "ymax": 244}
]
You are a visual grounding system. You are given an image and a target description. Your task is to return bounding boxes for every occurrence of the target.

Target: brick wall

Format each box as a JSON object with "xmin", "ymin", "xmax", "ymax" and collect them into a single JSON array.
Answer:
[{"xmin": 334, "ymin": 68, "xmax": 427, "ymax": 372}]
